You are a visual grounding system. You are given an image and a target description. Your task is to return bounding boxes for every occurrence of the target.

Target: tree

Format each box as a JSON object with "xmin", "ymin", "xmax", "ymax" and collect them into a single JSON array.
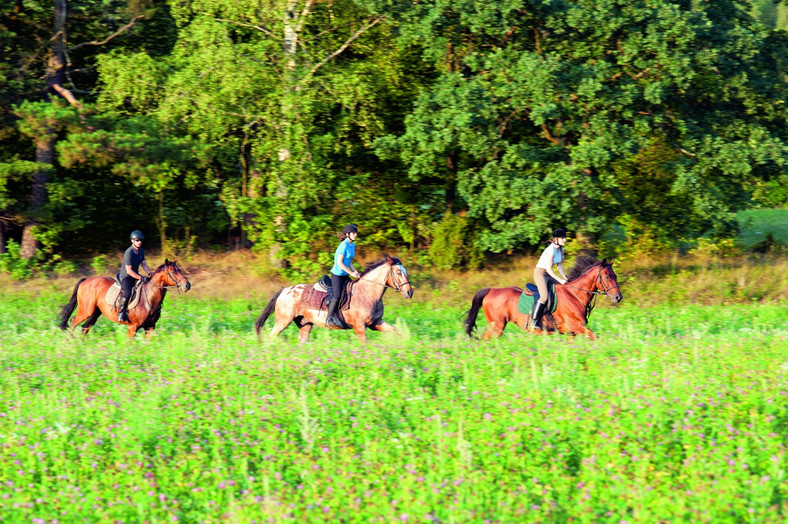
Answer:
[
  {"xmin": 0, "ymin": 0, "xmax": 151, "ymax": 258},
  {"xmin": 375, "ymin": 0, "xmax": 788, "ymax": 254}
]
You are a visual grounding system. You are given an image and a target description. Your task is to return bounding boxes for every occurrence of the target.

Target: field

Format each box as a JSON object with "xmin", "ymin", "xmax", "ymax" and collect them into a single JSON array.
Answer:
[{"xmin": 1, "ymin": 258, "xmax": 787, "ymax": 523}]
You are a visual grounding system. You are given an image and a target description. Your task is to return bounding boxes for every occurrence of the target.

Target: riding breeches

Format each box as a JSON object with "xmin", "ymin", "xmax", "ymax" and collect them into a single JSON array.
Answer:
[
  {"xmin": 534, "ymin": 267, "xmax": 549, "ymax": 305},
  {"xmin": 120, "ymin": 276, "xmax": 136, "ymax": 300},
  {"xmin": 327, "ymin": 273, "xmax": 350, "ymax": 317}
]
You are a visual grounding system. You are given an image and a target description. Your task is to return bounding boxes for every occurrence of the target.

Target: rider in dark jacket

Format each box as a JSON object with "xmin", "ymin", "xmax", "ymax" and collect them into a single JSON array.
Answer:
[{"xmin": 118, "ymin": 230, "xmax": 152, "ymax": 322}]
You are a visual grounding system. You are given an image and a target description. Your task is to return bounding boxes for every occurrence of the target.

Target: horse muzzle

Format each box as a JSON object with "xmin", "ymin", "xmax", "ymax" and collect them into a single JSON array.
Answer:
[
  {"xmin": 610, "ymin": 292, "xmax": 622, "ymax": 304},
  {"xmin": 181, "ymin": 281, "xmax": 191, "ymax": 292},
  {"xmin": 401, "ymin": 284, "xmax": 413, "ymax": 299}
]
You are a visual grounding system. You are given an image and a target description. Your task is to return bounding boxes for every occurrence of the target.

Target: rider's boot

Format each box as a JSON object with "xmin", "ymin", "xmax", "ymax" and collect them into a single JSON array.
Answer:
[
  {"xmin": 528, "ymin": 301, "xmax": 546, "ymax": 330},
  {"xmin": 325, "ymin": 297, "xmax": 340, "ymax": 328},
  {"xmin": 117, "ymin": 297, "xmax": 129, "ymax": 323}
]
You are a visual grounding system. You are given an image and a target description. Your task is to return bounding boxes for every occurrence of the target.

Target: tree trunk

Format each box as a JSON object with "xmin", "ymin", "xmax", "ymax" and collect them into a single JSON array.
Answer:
[
  {"xmin": 268, "ymin": 0, "xmax": 309, "ymax": 269},
  {"xmin": 0, "ymin": 220, "xmax": 7, "ymax": 254},
  {"xmin": 20, "ymin": 0, "xmax": 68, "ymax": 260},
  {"xmin": 20, "ymin": 132, "xmax": 55, "ymax": 259}
]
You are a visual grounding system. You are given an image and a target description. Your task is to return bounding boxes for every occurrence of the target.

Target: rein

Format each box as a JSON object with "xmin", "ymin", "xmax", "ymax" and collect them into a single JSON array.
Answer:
[
  {"xmin": 565, "ymin": 264, "xmax": 620, "ymax": 322},
  {"xmin": 355, "ymin": 265, "xmax": 411, "ymax": 292}
]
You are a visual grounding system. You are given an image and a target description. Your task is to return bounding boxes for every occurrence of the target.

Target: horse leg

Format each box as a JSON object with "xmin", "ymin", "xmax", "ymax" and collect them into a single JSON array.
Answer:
[
  {"xmin": 369, "ymin": 320, "xmax": 395, "ymax": 332},
  {"xmin": 353, "ymin": 324, "xmax": 368, "ymax": 344},
  {"xmin": 482, "ymin": 321, "xmax": 505, "ymax": 340},
  {"xmin": 70, "ymin": 304, "xmax": 97, "ymax": 334},
  {"xmin": 144, "ymin": 327, "xmax": 156, "ymax": 340},
  {"xmin": 127, "ymin": 325, "xmax": 139, "ymax": 338},
  {"xmin": 269, "ymin": 316, "xmax": 292, "ymax": 338},
  {"xmin": 297, "ymin": 324, "xmax": 313, "ymax": 343},
  {"xmin": 80, "ymin": 309, "xmax": 103, "ymax": 335},
  {"xmin": 571, "ymin": 324, "xmax": 595, "ymax": 340}
]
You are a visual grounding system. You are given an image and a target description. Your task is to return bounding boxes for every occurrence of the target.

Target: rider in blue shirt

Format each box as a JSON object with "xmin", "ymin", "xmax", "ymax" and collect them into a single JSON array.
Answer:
[{"xmin": 326, "ymin": 224, "xmax": 360, "ymax": 327}]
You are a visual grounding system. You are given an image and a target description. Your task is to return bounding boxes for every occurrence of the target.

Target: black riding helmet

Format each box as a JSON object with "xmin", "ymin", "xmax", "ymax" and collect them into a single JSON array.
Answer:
[
  {"xmin": 130, "ymin": 230, "xmax": 144, "ymax": 240},
  {"xmin": 553, "ymin": 228, "xmax": 566, "ymax": 239},
  {"xmin": 343, "ymin": 224, "xmax": 359, "ymax": 235}
]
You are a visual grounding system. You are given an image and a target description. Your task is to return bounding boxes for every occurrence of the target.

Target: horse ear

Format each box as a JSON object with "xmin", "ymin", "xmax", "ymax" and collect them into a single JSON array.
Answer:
[
  {"xmin": 608, "ymin": 258, "xmax": 614, "ymax": 266},
  {"xmin": 165, "ymin": 258, "xmax": 169, "ymax": 265},
  {"xmin": 386, "ymin": 254, "xmax": 393, "ymax": 263},
  {"xmin": 601, "ymin": 257, "xmax": 607, "ymax": 266}
]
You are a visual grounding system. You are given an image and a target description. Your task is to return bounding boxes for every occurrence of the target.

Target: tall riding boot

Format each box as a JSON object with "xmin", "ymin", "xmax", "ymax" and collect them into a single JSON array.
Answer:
[
  {"xmin": 117, "ymin": 297, "xmax": 129, "ymax": 322},
  {"xmin": 529, "ymin": 301, "xmax": 546, "ymax": 330},
  {"xmin": 325, "ymin": 296, "xmax": 340, "ymax": 327}
]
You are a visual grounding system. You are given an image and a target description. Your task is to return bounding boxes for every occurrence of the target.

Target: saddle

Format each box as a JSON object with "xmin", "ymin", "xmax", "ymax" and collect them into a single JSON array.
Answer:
[
  {"xmin": 517, "ymin": 278, "xmax": 558, "ymax": 317},
  {"xmin": 300, "ymin": 276, "xmax": 353, "ymax": 314},
  {"xmin": 104, "ymin": 275, "xmax": 144, "ymax": 310}
]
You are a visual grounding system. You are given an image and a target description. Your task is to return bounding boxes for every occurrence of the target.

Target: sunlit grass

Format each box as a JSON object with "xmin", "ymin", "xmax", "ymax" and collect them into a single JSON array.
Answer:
[{"xmin": 1, "ymin": 292, "xmax": 786, "ymax": 521}]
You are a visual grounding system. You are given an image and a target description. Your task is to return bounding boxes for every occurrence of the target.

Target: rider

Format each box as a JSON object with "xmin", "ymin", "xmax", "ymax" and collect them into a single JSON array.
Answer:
[
  {"xmin": 326, "ymin": 224, "xmax": 361, "ymax": 328},
  {"xmin": 529, "ymin": 228, "xmax": 568, "ymax": 330},
  {"xmin": 118, "ymin": 230, "xmax": 152, "ymax": 322}
]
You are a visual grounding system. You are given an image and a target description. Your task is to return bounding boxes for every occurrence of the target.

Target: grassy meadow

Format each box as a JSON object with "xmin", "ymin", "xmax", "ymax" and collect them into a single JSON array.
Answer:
[{"xmin": 1, "ymin": 245, "xmax": 787, "ymax": 522}]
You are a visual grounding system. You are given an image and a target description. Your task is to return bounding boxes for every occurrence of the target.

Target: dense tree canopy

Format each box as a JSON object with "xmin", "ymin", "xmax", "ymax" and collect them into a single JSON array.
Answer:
[{"xmin": 1, "ymin": 0, "xmax": 786, "ymax": 273}]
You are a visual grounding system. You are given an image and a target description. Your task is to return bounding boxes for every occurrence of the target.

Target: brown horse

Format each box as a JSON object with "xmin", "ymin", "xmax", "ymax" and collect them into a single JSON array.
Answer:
[
  {"xmin": 463, "ymin": 257, "xmax": 622, "ymax": 340},
  {"xmin": 58, "ymin": 259, "xmax": 191, "ymax": 338},
  {"xmin": 254, "ymin": 255, "xmax": 413, "ymax": 343}
]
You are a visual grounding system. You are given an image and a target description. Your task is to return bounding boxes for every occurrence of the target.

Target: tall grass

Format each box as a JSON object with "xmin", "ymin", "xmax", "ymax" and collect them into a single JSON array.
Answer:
[{"xmin": 1, "ymin": 291, "xmax": 786, "ymax": 522}]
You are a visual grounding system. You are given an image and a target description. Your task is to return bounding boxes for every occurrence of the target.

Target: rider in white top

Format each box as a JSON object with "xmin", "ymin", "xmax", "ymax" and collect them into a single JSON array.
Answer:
[{"xmin": 529, "ymin": 228, "xmax": 568, "ymax": 330}]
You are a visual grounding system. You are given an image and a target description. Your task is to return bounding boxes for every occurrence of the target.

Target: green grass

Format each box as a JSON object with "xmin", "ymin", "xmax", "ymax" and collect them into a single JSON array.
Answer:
[{"xmin": 1, "ymin": 291, "xmax": 787, "ymax": 522}]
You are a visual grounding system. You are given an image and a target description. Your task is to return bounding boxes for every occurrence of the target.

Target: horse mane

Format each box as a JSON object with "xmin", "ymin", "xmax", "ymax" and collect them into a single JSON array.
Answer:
[
  {"xmin": 567, "ymin": 256, "xmax": 604, "ymax": 281},
  {"xmin": 152, "ymin": 260, "xmax": 177, "ymax": 274},
  {"xmin": 360, "ymin": 256, "xmax": 401, "ymax": 277}
]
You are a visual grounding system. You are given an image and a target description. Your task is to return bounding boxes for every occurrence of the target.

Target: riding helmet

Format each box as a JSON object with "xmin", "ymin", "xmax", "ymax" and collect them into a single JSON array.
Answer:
[
  {"xmin": 130, "ymin": 230, "xmax": 144, "ymax": 240},
  {"xmin": 553, "ymin": 228, "xmax": 566, "ymax": 239},
  {"xmin": 343, "ymin": 224, "xmax": 359, "ymax": 235}
]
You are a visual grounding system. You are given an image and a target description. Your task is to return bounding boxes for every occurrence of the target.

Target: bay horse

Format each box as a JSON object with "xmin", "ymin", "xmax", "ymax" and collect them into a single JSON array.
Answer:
[
  {"xmin": 254, "ymin": 255, "xmax": 413, "ymax": 343},
  {"xmin": 58, "ymin": 259, "xmax": 191, "ymax": 338},
  {"xmin": 463, "ymin": 257, "xmax": 622, "ymax": 340}
]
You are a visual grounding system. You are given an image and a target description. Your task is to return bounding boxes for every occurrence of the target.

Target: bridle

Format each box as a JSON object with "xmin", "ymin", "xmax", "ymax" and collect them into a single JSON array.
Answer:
[
  {"xmin": 149, "ymin": 263, "xmax": 189, "ymax": 292},
  {"xmin": 566, "ymin": 264, "xmax": 621, "ymax": 321},
  {"xmin": 356, "ymin": 264, "xmax": 411, "ymax": 292},
  {"xmin": 386, "ymin": 264, "xmax": 411, "ymax": 292}
]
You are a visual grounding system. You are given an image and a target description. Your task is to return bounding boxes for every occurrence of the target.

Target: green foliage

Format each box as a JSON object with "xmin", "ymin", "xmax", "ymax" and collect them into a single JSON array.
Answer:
[
  {"xmin": 428, "ymin": 212, "xmax": 483, "ymax": 270},
  {"xmin": 377, "ymin": 0, "xmax": 788, "ymax": 252},
  {"xmin": 0, "ymin": 239, "xmax": 34, "ymax": 280},
  {"xmin": 50, "ymin": 254, "xmax": 78, "ymax": 277},
  {"xmin": 91, "ymin": 254, "xmax": 109, "ymax": 275},
  {"xmin": 2, "ymin": 0, "xmax": 788, "ymax": 265},
  {"xmin": 752, "ymin": 174, "xmax": 788, "ymax": 208}
]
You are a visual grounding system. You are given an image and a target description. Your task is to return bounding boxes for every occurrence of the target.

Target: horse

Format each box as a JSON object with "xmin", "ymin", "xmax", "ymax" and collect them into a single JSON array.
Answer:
[
  {"xmin": 463, "ymin": 257, "xmax": 622, "ymax": 340},
  {"xmin": 254, "ymin": 255, "xmax": 413, "ymax": 343},
  {"xmin": 58, "ymin": 259, "xmax": 191, "ymax": 339}
]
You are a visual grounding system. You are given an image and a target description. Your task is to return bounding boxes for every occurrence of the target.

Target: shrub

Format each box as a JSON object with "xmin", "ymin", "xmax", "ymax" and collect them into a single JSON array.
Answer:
[
  {"xmin": 0, "ymin": 239, "xmax": 34, "ymax": 280},
  {"xmin": 428, "ymin": 212, "xmax": 483, "ymax": 270}
]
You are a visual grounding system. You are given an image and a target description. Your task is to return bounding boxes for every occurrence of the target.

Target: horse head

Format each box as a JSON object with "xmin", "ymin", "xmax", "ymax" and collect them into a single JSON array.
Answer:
[
  {"xmin": 385, "ymin": 255, "xmax": 413, "ymax": 299},
  {"xmin": 153, "ymin": 258, "xmax": 191, "ymax": 292},
  {"xmin": 598, "ymin": 258, "xmax": 622, "ymax": 304}
]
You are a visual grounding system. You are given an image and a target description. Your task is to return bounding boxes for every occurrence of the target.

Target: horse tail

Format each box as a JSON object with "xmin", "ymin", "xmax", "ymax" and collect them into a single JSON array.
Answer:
[
  {"xmin": 255, "ymin": 288, "xmax": 283, "ymax": 336},
  {"xmin": 58, "ymin": 278, "xmax": 86, "ymax": 330},
  {"xmin": 463, "ymin": 288, "xmax": 491, "ymax": 338}
]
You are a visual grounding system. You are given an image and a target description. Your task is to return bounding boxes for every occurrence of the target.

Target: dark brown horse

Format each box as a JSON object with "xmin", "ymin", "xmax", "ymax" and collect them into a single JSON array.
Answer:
[
  {"xmin": 58, "ymin": 259, "xmax": 191, "ymax": 338},
  {"xmin": 255, "ymin": 255, "xmax": 413, "ymax": 343},
  {"xmin": 464, "ymin": 257, "xmax": 622, "ymax": 340}
]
